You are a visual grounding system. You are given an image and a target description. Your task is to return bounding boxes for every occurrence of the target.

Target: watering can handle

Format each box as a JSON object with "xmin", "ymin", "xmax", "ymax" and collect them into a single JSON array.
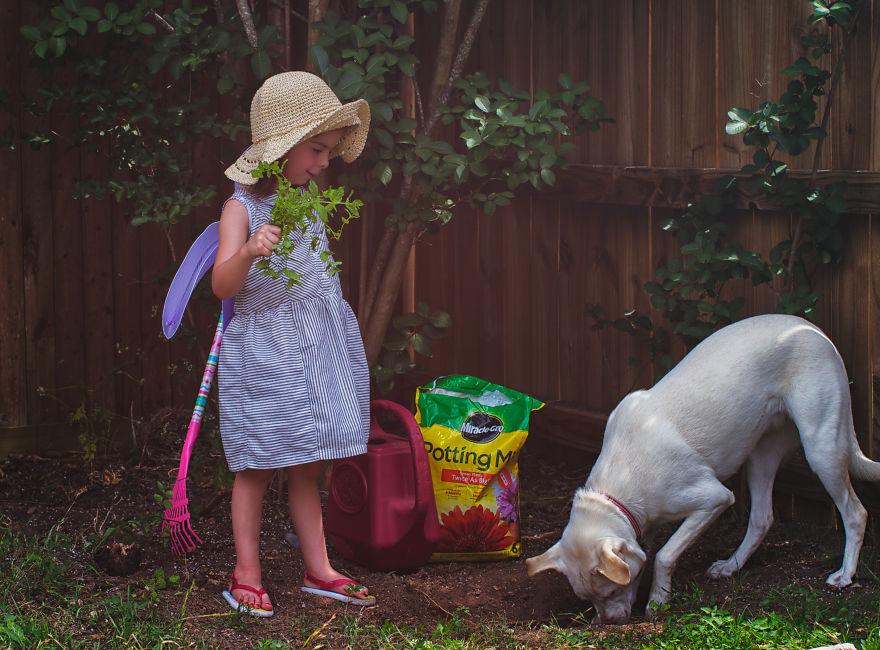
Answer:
[{"xmin": 369, "ymin": 399, "xmax": 434, "ymax": 520}]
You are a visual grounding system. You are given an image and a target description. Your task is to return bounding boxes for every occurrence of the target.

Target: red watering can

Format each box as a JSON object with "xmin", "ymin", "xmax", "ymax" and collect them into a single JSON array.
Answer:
[{"xmin": 326, "ymin": 399, "xmax": 440, "ymax": 571}]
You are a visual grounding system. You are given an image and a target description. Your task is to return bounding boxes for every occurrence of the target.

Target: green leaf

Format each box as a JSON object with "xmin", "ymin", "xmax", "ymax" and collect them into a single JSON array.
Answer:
[
  {"xmin": 725, "ymin": 120, "xmax": 748, "ymax": 135},
  {"xmin": 51, "ymin": 36, "xmax": 67, "ymax": 57},
  {"xmin": 19, "ymin": 25, "xmax": 42, "ymax": 42},
  {"xmin": 216, "ymin": 76, "xmax": 234, "ymax": 95},
  {"xmin": 411, "ymin": 333, "xmax": 432, "ymax": 357},
  {"xmin": 251, "ymin": 49, "xmax": 272, "ymax": 79},
  {"xmin": 379, "ymin": 164, "xmax": 392, "ymax": 186},
  {"xmin": 474, "ymin": 95, "xmax": 491, "ymax": 112},
  {"xmin": 51, "ymin": 6, "xmax": 72, "ymax": 21},
  {"xmin": 393, "ymin": 313, "xmax": 423, "ymax": 329},
  {"xmin": 136, "ymin": 21, "xmax": 157, "ymax": 35},
  {"xmin": 78, "ymin": 6, "xmax": 101, "ymax": 21},
  {"xmin": 390, "ymin": 0, "xmax": 409, "ymax": 24},
  {"xmin": 105, "ymin": 2, "xmax": 119, "ymax": 20},
  {"xmin": 310, "ymin": 44, "xmax": 329, "ymax": 76},
  {"xmin": 70, "ymin": 17, "xmax": 88, "ymax": 36},
  {"xmin": 540, "ymin": 168, "xmax": 556, "ymax": 186},
  {"xmin": 429, "ymin": 311, "xmax": 452, "ymax": 328}
]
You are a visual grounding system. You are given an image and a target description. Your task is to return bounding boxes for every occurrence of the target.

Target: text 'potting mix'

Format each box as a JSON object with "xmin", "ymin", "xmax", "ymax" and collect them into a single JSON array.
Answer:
[{"xmin": 415, "ymin": 375, "xmax": 544, "ymax": 561}]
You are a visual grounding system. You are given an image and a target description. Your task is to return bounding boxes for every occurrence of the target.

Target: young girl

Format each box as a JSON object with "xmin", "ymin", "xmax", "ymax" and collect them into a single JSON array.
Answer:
[{"xmin": 212, "ymin": 71, "xmax": 374, "ymax": 616}]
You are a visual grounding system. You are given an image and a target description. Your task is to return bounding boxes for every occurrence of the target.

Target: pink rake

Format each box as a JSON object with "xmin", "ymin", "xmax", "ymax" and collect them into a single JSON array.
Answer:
[{"xmin": 162, "ymin": 312, "xmax": 225, "ymax": 555}]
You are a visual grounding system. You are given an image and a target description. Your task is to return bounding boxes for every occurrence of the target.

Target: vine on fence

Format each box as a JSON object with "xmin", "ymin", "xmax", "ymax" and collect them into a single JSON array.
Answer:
[{"xmin": 590, "ymin": 0, "xmax": 864, "ymax": 377}]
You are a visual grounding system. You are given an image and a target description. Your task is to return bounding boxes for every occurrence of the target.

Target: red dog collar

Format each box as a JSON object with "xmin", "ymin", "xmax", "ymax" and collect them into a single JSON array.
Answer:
[{"xmin": 603, "ymin": 494, "xmax": 642, "ymax": 539}]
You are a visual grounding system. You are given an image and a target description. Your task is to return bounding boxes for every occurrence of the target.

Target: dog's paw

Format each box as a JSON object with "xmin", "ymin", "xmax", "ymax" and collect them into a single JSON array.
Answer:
[
  {"xmin": 825, "ymin": 570, "xmax": 853, "ymax": 590},
  {"xmin": 706, "ymin": 559, "xmax": 739, "ymax": 579}
]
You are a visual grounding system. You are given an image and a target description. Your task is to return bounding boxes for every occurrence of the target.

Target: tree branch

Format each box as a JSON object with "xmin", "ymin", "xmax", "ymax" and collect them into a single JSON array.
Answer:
[
  {"xmin": 363, "ymin": 225, "xmax": 420, "ymax": 366},
  {"xmin": 424, "ymin": 0, "xmax": 490, "ymax": 135},
  {"xmin": 236, "ymin": 0, "xmax": 259, "ymax": 49},
  {"xmin": 147, "ymin": 10, "xmax": 174, "ymax": 33},
  {"xmin": 425, "ymin": 0, "xmax": 461, "ymax": 122}
]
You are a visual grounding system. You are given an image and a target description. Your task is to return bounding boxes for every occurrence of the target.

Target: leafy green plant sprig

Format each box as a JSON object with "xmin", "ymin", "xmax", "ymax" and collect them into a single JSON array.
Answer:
[
  {"xmin": 598, "ymin": 0, "xmax": 863, "ymax": 361},
  {"xmin": 251, "ymin": 161, "xmax": 363, "ymax": 288}
]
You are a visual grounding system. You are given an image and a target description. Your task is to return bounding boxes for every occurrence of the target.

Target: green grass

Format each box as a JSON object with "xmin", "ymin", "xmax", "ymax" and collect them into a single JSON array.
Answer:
[{"xmin": 3, "ymin": 521, "xmax": 880, "ymax": 649}]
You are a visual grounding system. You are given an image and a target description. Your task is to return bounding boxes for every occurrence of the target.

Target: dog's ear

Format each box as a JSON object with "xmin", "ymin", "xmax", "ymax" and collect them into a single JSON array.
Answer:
[
  {"xmin": 525, "ymin": 542, "xmax": 562, "ymax": 576},
  {"xmin": 596, "ymin": 538, "xmax": 632, "ymax": 586}
]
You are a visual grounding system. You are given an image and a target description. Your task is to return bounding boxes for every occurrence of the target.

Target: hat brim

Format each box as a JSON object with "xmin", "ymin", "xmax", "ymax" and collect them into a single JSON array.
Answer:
[{"xmin": 225, "ymin": 99, "xmax": 371, "ymax": 185}]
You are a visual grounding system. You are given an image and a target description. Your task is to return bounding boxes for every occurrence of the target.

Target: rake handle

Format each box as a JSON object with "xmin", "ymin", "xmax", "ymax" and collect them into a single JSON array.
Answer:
[{"xmin": 176, "ymin": 312, "xmax": 225, "ymax": 477}]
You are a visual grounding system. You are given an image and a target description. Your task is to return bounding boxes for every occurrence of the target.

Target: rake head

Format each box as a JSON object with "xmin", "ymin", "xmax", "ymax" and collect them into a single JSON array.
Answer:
[{"xmin": 162, "ymin": 480, "xmax": 203, "ymax": 555}]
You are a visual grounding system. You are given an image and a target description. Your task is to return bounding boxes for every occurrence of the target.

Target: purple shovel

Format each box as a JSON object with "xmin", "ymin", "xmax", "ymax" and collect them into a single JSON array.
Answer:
[{"xmin": 161, "ymin": 221, "xmax": 234, "ymax": 554}]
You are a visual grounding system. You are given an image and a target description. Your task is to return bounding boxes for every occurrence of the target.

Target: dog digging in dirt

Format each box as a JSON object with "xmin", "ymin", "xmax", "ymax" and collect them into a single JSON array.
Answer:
[{"xmin": 526, "ymin": 314, "xmax": 880, "ymax": 624}]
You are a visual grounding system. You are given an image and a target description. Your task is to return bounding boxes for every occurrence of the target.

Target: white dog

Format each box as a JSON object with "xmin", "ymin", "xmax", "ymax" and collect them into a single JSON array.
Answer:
[{"xmin": 526, "ymin": 314, "xmax": 880, "ymax": 624}]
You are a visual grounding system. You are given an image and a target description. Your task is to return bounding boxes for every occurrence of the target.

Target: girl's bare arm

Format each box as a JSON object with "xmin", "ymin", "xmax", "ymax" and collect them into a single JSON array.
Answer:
[{"xmin": 212, "ymin": 199, "xmax": 280, "ymax": 299}]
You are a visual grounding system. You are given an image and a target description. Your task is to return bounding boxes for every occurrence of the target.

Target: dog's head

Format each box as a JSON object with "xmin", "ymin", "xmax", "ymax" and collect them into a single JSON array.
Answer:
[{"xmin": 525, "ymin": 490, "xmax": 647, "ymax": 624}]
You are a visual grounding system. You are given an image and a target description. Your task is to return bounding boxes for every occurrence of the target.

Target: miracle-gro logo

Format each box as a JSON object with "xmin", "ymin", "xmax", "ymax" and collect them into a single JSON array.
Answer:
[
  {"xmin": 460, "ymin": 412, "xmax": 504, "ymax": 443},
  {"xmin": 423, "ymin": 441, "xmax": 514, "ymax": 472}
]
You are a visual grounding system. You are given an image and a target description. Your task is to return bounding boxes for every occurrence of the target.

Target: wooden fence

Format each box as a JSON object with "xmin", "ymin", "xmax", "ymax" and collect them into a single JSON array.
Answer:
[{"xmin": 2, "ymin": 0, "xmax": 880, "ymax": 506}]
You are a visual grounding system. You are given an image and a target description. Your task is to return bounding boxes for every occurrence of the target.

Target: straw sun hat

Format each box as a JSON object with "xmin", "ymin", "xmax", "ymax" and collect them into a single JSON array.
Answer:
[{"xmin": 225, "ymin": 71, "xmax": 371, "ymax": 185}]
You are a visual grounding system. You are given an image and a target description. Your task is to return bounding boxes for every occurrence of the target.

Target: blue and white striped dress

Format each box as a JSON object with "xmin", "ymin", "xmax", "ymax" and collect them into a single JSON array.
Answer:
[{"xmin": 217, "ymin": 184, "xmax": 370, "ymax": 472}]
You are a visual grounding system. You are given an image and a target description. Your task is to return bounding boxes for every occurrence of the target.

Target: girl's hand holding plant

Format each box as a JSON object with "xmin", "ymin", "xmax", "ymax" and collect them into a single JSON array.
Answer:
[
  {"xmin": 245, "ymin": 224, "xmax": 281, "ymax": 259},
  {"xmin": 251, "ymin": 160, "xmax": 363, "ymax": 288}
]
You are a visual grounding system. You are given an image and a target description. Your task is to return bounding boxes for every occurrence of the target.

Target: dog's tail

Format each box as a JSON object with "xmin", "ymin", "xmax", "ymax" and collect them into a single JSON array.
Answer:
[{"xmin": 848, "ymin": 438, "xmax": 880, "ymax": 481}]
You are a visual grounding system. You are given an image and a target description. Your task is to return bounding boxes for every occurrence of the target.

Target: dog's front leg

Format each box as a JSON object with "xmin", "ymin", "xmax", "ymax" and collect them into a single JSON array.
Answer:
[{"xmin": 647, "ymin": 484, "xmax": 735, "ymax": 617}]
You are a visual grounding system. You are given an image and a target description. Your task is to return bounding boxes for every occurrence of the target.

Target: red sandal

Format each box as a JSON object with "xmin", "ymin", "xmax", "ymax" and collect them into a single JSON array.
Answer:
[
  {"xmin": 221, "ymin": 572, "xmax": 274, "ymax": 617},
  {"xmin": 301, "ymin": 570, "xmax": 376, "ymax": 606}
]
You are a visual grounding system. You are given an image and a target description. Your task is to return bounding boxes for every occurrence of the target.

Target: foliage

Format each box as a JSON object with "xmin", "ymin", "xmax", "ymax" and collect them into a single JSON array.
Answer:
[
  {"xmin": 251, "ymin": 161, "xmax": 364, "ymax": 287},
  {"xmin": 36, "ymin": 385, "xmax": 116, "ymax": 464},
  {"xmin": 16, "ymin": 0, "xmax": 279, "ymax": 226},
  {"xmin": 312, "ymin": 0, "xmax": 610, "ymax": 387},
  {"xmin": 596, "ymin": 0, "xmax": 863, "ymax": 360},
  {"xmin": 373, "ymin": 301, "xmax": 452, "ymax": 393},
  {"xmin": 313, "ymin": 3, "xmax": 609, "ymax": 228}
]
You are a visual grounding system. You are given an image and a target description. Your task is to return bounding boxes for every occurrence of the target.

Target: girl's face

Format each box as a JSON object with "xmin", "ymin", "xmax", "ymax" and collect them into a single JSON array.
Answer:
[{"xmin": 283, "ymin": 128, "xmax": 345, "ymax": 186}]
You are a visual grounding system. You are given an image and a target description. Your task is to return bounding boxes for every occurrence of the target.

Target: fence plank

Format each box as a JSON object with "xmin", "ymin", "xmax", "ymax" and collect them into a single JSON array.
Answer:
[
  {"xmin": 650, "ymin": 0, "xmax": 717, "ymax": 168},
  {"xmin": 868, "ymin": 215, "xmax": 880, "ymax": 460},
  {"xmin": 413, "ymin": 221, "xmax": 455, "ymax": 378},
  {"xmin": 833, "ymin": 215, "xmax": 872, "ymax": 455},
  {"xmin": 830, "ymin": 0, "xmax": 874, "ymax": 171},
  {"xmin": 0, "ymin": 0, "xmax": 26, "ymax": 428},
  {"xmin": 872, "ymin": 0, "xmax": 880, "ymax": 172},
  {"xmin": 139, "ymin": 223, "xmax": 173, "ymax": 416},
  {"xmin": 51, "ymin": 91, "xmax": 85, "ymax": 419},
  {"xmin": 499, "ymin": 200, "xmax": 533, "ymax": 394},
  {"xmin": 80, "ymin": 144, "xmax": 116, "ymax": 413},
  {"xmin": 530, "ymin": 199, "xmax": 561, "ymax": 402},
  {"xmin": 558, "ymin": 0, "xmax": 650, "ymax": 165},
  {"xmin": 448, "ymin": 215, "xmax": 483, "ymax": 379},
  {"xmin": 718, "ymin": 1, "xmax": 818, "ymax": 170},
  {"xmin": 110, "ymin": 196, "xmax": 143, "ymax": 422},
  {"xmin": 557, "ymin": 199, "xmax": 593, "ymax": 405},
  {"xmin": 19, "ymin": 0, "xmax": 57, "ymax": 425}
]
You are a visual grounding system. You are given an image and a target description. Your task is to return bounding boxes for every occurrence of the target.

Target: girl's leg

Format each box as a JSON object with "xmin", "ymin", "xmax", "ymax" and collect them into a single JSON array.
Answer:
[
  {"xmin": 230, "ymin": 468, "xmax": 274, "ymax": 609},
  {"xmin": 286, "ymin": 461, "xmax": 372, "ymax": 599}
]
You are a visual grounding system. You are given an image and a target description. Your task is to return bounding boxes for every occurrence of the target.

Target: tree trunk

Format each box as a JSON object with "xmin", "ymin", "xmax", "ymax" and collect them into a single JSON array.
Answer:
[{"xmin": 362, "ymin": 225, "xmax": 420, "ymax": 366}]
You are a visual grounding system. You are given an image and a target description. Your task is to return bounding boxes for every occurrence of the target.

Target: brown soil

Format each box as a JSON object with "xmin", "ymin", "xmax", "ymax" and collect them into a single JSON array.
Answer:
[{"xmin": 2, "ymin": 425, "xmax": 878, "ymax": 648}]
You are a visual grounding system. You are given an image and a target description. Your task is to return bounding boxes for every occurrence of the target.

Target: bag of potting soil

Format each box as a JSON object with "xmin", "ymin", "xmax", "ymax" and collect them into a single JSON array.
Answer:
[{"xmin": 415, "ymin": 375, "xmax": 544, "ymax": 561}]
